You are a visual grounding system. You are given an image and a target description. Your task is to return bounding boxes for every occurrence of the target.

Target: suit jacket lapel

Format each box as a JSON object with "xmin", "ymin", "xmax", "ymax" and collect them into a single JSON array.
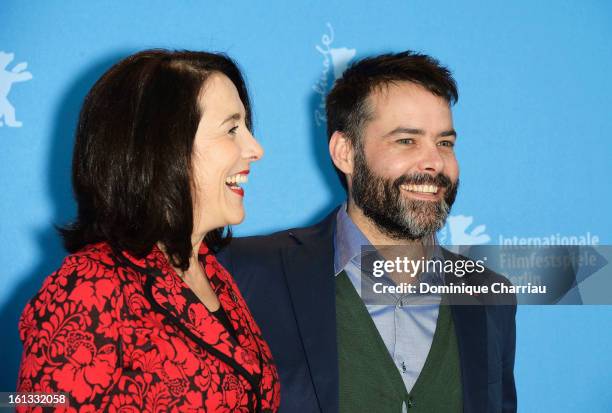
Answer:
[{"xmin": 281, "ymin": 210, "xmax": 339, "ymax": 413}]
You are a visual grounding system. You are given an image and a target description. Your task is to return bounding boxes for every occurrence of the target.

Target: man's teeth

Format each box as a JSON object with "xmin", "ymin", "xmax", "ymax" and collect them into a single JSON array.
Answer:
[
  {"xmin": 401, "ymin": 184, "xmax": 438, "ymax": 193},
  {"xmin": 225, "ymin": 174, "xmax": 248, "ymax": 185}
]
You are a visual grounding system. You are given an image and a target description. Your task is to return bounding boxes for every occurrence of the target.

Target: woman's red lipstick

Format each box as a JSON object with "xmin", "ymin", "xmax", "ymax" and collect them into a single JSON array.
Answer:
[{"xmin": 227, "ymin": 170, "xmax": 249, "ymax": 197}]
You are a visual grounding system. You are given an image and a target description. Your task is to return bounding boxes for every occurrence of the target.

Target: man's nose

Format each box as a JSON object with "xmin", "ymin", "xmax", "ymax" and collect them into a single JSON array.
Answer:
[{"xmin": 415, "ymin": 143, "xmax": 444, "ymax": 174}]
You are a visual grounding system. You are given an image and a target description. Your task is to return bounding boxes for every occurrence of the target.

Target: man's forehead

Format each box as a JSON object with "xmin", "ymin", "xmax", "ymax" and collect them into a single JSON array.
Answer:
[
  {"xmin": 363, "ymin": 81, "xmax": 453, "ymax": 129},
  {"xmin": 367, "ymin": 81, "xmax": 449, "ymax": 109}
]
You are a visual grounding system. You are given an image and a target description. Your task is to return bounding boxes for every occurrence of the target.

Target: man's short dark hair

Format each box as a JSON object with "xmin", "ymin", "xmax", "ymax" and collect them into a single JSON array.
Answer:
[
  {"xmin": 61, "ymin": 49, "xmax": 252, "ymax": 270},
  {"xmin": 325, "ymin": 51, "xmax": 458, "ymax": 190}
]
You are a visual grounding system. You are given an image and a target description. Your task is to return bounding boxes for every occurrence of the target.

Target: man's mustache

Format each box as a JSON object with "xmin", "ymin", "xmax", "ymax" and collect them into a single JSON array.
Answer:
[{"xmin": 393, "ymin": 173, "xmax": 453, "ymax": 189}]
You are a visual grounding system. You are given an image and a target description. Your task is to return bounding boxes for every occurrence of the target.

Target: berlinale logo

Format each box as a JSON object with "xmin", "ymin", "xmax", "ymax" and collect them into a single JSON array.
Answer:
[
  {"xmin": 0, "ymin": 51, "xmax": 33, "ymax": 128},
  {"xmin": 438, "ymin": 215, "xmax": 491, "ymax": 246},
  {"xmin": 313, "ymin": 23, "xmax": 356, "ymax": 127}
]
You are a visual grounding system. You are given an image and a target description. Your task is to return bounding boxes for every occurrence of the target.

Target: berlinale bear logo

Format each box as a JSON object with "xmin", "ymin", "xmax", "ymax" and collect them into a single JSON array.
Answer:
[
  {"xmin": 439, "ymin": 215, "xmax": 491, "ymax": 246},
  {"xmin": 0, "ymin": 51, "xmax": 33, "ymax": 128}
]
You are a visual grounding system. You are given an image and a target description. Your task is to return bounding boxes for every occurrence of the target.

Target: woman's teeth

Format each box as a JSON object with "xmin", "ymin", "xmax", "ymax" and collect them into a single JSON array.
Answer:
[
  {"xmin": 225, "ymin": 174, "xmax": 248, "ymax": 186},
  {"xmin": 400, "ymin": 184, "xmax": 438, "ymax": 193}
]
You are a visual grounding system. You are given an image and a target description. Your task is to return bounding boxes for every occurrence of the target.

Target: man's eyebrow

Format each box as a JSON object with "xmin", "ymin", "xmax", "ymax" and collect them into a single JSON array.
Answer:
[
  {"xmin": 385, "ymin": 127, "xmax": 425, "ymax": 137},
  {"xmin": 220, "ymin": 113, "xmax": 241, "ymax": 126},
  {"xmin": 385, "ymin": 127, "xmax": 457, "ymax": 139}
]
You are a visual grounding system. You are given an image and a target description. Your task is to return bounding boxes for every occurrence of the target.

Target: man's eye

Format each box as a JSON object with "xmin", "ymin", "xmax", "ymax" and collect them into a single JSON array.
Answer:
[
  {"xmin": 396, "ymin": 138, "xmax": 414, "ymax": 145},
  {"xmin": 229, "ymin": 126, "xmax": 239, "ymax": 136},
  {"xmin": 438, "ymin": 140, "xmax": 455, "ymax": 148}
]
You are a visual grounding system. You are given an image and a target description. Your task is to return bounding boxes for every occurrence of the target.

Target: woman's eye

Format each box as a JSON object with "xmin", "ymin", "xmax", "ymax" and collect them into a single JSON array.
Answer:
[{"xmin": 229, "ymin": 126, "xmax": 239, "ymax": 136}]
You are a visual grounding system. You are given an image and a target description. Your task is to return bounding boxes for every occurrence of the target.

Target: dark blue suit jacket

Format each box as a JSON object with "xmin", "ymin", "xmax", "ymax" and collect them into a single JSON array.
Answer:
[{"xmin": 217, "ymin": 209, "xmax": 517, "ymax": 413}]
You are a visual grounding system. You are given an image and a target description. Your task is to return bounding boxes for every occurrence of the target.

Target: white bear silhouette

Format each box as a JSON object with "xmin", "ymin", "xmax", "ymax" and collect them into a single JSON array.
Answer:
[
  {"xmin": 0, "ymin": 51, "xmax": 33, "ymax": 128},
  {"xmin": 329, "ymin": 47, "xmax": 356, "ymax": 80},
  {"xmin": 447, "ymin": 215, "xmax": 491, "ymax": 245}
]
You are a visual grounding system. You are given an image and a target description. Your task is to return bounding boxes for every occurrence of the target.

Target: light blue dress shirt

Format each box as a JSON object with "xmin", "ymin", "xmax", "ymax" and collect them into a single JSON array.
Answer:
[{"xmin": 333, "ymin": 204, "xmax": 446, "ymax": 393}]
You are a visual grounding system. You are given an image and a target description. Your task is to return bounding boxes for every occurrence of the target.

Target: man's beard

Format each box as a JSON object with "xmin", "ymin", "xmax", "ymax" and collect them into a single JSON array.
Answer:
[{"xmin": 351, "ymin": 147, "xmax": 459, "ymax": 241}]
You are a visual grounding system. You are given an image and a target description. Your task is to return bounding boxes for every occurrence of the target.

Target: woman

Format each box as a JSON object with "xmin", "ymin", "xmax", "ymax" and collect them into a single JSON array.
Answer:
[{"xmin": 17, "ymin": 50, "xmax": 280, "ymax": 412}]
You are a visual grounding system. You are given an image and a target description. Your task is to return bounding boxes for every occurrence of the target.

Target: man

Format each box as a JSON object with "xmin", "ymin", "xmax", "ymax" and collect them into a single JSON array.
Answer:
[{"xmin": 217, "ymin": 51, "xmax": 516, "ymax": 413}]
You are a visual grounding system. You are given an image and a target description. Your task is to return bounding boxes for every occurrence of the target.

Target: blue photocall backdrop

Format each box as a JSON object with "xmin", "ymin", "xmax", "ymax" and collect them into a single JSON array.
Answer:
[{"xmin": 1, "ymin": 1, "xmax": 611, "ymax": 411}]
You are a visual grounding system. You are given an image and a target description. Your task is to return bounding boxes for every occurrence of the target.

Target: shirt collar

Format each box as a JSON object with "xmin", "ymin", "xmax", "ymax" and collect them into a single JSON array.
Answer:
[{"xmin": 333, "ymin": 202, "xmax": 371, "ymax": 275}]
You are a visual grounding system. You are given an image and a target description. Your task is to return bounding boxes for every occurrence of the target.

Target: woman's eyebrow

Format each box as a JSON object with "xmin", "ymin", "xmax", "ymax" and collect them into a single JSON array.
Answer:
[{"xmin": 219, "ymin": 112, "xmax": 241, "ymax": 126}]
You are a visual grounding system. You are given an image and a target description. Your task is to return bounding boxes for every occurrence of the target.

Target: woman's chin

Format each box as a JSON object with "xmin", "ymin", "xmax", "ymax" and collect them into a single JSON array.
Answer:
[{"xmin": 226, "ymin": 209, "xmax": 246, "ymax": 226}]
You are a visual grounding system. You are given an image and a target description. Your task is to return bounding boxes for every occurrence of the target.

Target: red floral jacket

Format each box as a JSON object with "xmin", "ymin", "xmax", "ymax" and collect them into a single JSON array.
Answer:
[{"xmin": 17, "ymin": 242, "xmax": 280, "ymax": 412}]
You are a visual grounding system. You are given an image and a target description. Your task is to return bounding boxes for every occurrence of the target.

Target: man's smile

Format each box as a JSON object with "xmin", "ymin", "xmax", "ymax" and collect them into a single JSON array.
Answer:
[{"xmin": 400, "ymin": 183, "xmax": 443, "ymax": 201}]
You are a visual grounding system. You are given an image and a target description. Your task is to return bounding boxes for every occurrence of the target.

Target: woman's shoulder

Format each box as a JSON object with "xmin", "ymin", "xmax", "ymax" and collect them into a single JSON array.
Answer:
[
  {"xmin": 59, "ymin": 241, "xmax": 117, "ymax": 273},
  {"xmin": 23, "ymin": 242, "xmax": 123, "ymax": 322},
  {"xmin": 18, "ymin": 242, "xmax": 134, "ymax": 349},
  {"xmin": 17, "ymin": 242, "xmax": 127, "ymax": 400},
  {"xmin": 45, "ymin": 242, "xmax": 122, "ymax": 292}
]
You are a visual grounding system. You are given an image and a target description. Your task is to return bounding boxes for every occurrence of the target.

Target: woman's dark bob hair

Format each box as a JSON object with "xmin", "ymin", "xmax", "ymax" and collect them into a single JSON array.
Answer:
[{"xmin": 61, "ymin": 49, "xmax": 252, "ymax": 270}]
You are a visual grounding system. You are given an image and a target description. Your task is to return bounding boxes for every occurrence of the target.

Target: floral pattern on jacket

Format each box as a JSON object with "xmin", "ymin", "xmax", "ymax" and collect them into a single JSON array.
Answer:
[{"xmin": 17, "ymin": 242, "xmax": 280, "ymax": 412}]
